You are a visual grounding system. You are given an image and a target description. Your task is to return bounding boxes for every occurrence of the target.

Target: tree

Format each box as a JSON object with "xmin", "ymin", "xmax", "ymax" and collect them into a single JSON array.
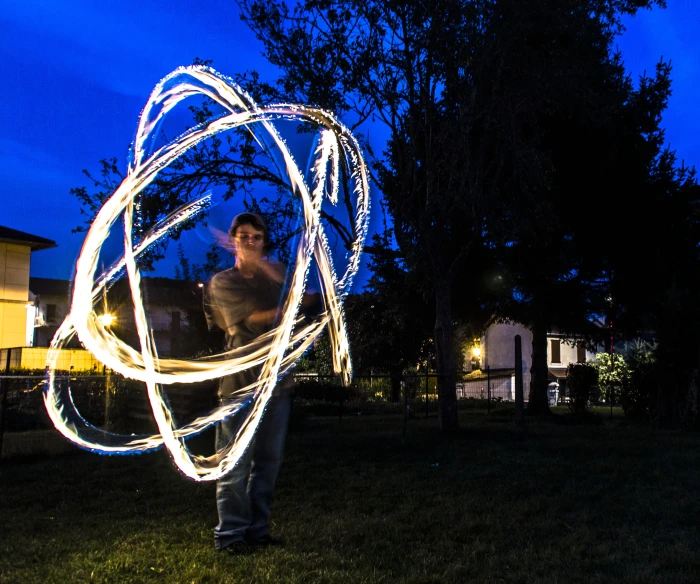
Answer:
[
  {"xmin": 566, "ymin": 362, "xmax": 600, "ymax": 415},
  {"xmin": 607, "ymin": 66, "xmax": 700, "ymax": 424},
  {"xmin": 481, "ymin": 1, "xmax": 678, "ymax": 414},
  {"xmin": 236, "ymin": 0, "xmax": 543, "ymax": 430},
  {"xmin": 237, "ymin": 0, "xmax": 669, "ymax": 427},
  {"xmin": 618, "ymin": 339, "xmax": 658, "ymax": 420},
  {"xmin": 70, "ymin": 59, "xmax": 361, "ymax": 274},
  {"xmin": 344, "ymin": 228, "xmax": 433, "ymax": 401}
]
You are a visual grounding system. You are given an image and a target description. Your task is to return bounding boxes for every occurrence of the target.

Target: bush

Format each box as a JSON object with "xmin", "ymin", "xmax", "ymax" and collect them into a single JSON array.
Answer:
[
  {"xmin": 619, "ymin": 340, "xmax": 659, "ymax": 421},
  {"xmin": 566, "ymin": 363, "xmax": 599, "ymax": 414},
  {"xmin": 591, "ymin": 353, "xmax": 629, "ymax": 404},
  {"xmin": 293, "ymin": 380, "xmax": 361, "ymax": 403}
]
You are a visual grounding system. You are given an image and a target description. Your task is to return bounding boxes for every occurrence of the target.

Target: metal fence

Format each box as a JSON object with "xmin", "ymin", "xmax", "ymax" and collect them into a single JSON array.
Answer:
[
  {"xmin": 0, "ymin": 358, "xmax": 619, "ymax": 460},
  {"xmin": 0, "ymin": 373, "xmax": 222, "ymax": 458},
  {"xmin": 0, "ymin": 371, "xmax": 475, "ymax": 458},
  {"xmin": 293, "ymin": 369, "xmax": 522, "ymax": 408}
]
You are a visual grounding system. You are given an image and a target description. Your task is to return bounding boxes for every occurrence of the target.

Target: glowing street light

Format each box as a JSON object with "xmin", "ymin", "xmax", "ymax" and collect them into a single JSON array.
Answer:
[
  {"xmin": 471, "ymin": 346, "xmax": 481, "ymax": 358},
  {"xmin": 97, "ymin": 313, "xmax": 115, "ymax": 327}
]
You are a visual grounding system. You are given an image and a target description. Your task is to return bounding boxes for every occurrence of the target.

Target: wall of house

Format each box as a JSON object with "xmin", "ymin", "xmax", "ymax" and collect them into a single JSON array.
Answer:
[
  {"xmin": 547, "ymin": 338, "xmax": 598, "ymax": 372},
  {"xmin": 147, "ymin": 306, "xmax": 190, "ymax": 356},
  {"xmin": 479, "ymin": 322, "xmax": 602, "ymax": 395},
  {"xmin": 0, "ymin": 242, "xmax": 31, "ymax": 349},
  {"xmin": 33, "ymin": 293, "xmax": 71, "ymax": 347},
  {"xmin": 0, "ymin": 347, "xmax": 103, "ymax": 371},
  {"xmin": 481, "ymin": 322, "xmax": 533, "ymax": 373},
  {"xmin": 32, "ymin": 294, "xmax": 193, "ymax": 357}
]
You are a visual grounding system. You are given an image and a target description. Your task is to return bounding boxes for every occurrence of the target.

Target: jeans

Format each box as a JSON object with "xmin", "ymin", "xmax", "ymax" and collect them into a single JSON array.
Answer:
[{"xmin": 214, "ymin": 395, "xmax": 291, "ymax": 550}]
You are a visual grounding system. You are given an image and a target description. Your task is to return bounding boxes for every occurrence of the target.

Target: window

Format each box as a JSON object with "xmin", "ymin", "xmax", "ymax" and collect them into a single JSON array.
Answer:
[
  {"xmin": 550, "ymin": 339, "xmax": 561, "ymax": 364},
  {"xmin": 46, "ymin": 304, "xmax": 57, "ymax": 323},
  {"xmin": 576, "ymin": 342, "xmax": 586, "ymax": 363},
  {"xmin": 171, "ymin": 311, "xmax": 181, "ymax": 332}
]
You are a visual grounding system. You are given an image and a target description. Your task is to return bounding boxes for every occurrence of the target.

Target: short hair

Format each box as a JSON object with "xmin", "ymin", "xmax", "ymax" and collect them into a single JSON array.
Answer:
[{"xmin": 228, "ymin": 212, "xmax": 269, "ymax": 244}]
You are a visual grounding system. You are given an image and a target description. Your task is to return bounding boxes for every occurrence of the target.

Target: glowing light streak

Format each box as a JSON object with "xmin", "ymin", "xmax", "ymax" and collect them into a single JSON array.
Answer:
[{"xmin": 44, "ymin": 66, "xmax": 370, "ymax": 480}]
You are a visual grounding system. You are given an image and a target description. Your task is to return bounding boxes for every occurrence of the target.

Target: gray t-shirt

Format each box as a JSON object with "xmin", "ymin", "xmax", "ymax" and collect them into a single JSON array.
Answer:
[
  {"xmin": 207, "ymin": 266, "xmax": 286, "ymax": 399},
  {"xmin": 208, "ymin": 266, "xmax": 283, "ymax": 350}
]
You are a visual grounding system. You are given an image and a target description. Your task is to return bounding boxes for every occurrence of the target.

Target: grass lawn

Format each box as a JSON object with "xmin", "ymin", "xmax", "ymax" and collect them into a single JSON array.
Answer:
[{"xmin": 2, "ymin": 408, "xmax": 700, "ymax": 583}]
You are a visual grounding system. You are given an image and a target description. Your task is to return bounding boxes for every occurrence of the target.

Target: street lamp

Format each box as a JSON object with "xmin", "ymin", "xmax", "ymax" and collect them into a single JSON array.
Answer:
[{"xmin": 97, "ymin": 313, "xmax": 115, "ymax": 327}]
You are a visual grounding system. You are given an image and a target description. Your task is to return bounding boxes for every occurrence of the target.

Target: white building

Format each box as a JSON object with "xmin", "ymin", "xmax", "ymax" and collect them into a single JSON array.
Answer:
[{"xmin": 465, "ymin": 322, "xmax": 601, "ymax": 402}]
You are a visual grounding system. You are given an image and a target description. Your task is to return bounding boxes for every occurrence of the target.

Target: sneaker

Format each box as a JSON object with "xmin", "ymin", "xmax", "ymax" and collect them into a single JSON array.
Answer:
[{"xmin": 223, "ymin": 541, "xmax": 253, "ymax": 556}]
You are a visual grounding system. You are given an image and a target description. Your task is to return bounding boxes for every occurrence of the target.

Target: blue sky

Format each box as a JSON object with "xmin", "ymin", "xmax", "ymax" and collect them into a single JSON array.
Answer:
[{"xmin": 1, "ymin": 0, "xmax": 698, "ymax": 283}]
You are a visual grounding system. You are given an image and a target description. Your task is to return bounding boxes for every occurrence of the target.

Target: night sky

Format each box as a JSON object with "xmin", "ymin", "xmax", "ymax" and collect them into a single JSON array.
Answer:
[{"xmin": 1, "ymin": 0, "xmax": 698, "ymax": 284}]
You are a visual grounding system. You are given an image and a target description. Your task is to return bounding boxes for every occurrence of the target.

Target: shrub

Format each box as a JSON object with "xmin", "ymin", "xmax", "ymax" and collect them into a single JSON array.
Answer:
[
  {"xmin": 619, "ymin": 340, "xmax": 659, "ymax": 420},
  {"xmin": 566, "ymin": 363, "xmax": 599, "ymax": 414},
  {"xmin": 293, "ymin": 380, "xmax": 361, "ymax": 403},
  {"xmin": 591, "ymin": 353, "xmax": 630, "ymax": 403}
]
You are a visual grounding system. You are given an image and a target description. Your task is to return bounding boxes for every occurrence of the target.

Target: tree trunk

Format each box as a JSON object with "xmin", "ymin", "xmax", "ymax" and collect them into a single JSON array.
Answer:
[
  {"xmin": 434, "ymin": 276, "xmax": 459, "ymax": 431},
  {"xmin": 528, "ymin": 319, "xmax": 551, "ymax": 415}
]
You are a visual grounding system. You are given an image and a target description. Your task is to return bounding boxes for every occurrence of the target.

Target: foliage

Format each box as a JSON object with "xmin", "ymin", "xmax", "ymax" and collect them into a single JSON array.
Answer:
[
  {"xmin": 174, "ymin": 243, "xmax": 228, "ymax": 283},
  {"xmin": 490, "ymin": 1, "xmax": 674, "ymax": 414},
  {"xmin": 345, "ymin": 230, "xmax": 432, "ymax": 363},
  {"xmin": 69, "ymin": 58, "xmax": 359, "ymax": 274},
  {"xmin": 306, "ymin": 334, "xmax": 334, "ymax": 377},
  {"xmin": 619, "ymin": 339, "xmax": 659, "ymax": 420},
  {"xmin": 591, "ymin": 353, "xmax": 630, "ymax": 403},
  {"xmin": 293, "ymin": 380, "xmax": 360, "ymax": 403},
  {"xmin": 566, "ymin": 362, "xmax": 600, "ymax": 414}
]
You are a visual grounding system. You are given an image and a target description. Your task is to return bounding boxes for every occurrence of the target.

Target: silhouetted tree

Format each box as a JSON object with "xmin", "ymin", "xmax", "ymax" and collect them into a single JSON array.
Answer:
[
  {"xmin": 237, "ymin": 0, "xmax": 667, "ymax": 428},
  {"xmin": 344, "ymin": 229, "xmax": 433, "ymax": 401},
  {"xmin": 70, "ymin": 58, "xmax": 360, "ymax": 272},
  {"xmin": 481, "ymin": 1, "xmax": 677, "ymax": 414}
]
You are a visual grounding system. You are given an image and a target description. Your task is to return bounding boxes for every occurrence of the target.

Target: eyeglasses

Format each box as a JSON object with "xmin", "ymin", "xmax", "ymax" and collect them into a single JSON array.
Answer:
[{"xmin": 234, "ymin": 234, "xmax": 264, "ymax": 243}]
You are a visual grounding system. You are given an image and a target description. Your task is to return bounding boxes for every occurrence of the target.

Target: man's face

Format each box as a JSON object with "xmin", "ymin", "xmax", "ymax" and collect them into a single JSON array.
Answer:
[{"xmin": 231, "ymin": 223, "xmax": 265, "ymax": 262}]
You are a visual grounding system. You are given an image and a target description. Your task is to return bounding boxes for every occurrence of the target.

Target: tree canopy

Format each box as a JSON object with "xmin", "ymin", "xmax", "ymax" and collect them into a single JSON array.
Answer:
[{"xmin": 236, "ymin": 0, "xmax": 671, "ymax": 428}]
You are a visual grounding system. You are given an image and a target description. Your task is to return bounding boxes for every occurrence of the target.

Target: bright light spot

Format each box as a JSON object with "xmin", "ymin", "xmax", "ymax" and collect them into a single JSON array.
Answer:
[
  {"xmin": 472, "ymin": 347, "xmax": 481, "ymax": 358},
  {"xmin": 43, "ymin": 65, "xmax": 370, "ymax": 482},
  {"xmin": 97, "ymin": 314, "xmax": 115, "ymax": 327}
]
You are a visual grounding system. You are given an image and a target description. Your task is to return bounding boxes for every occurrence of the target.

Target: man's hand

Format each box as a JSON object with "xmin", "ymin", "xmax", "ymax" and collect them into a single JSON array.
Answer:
[
  {"xmin": 258, "ymin": 259, "xmax": 286, "ymax": 285},
  {"xmin": 245, "ymin": 307, "xmax": 279, "ymax": 327}
]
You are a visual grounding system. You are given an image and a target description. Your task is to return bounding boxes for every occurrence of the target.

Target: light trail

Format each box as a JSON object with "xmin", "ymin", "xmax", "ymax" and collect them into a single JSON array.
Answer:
[{"xmin": 43, "ymin": 66, "xmax": 370, "ymax": 481}]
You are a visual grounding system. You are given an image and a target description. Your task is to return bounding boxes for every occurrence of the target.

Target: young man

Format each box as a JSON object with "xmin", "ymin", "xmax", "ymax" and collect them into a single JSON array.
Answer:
[{"xmin": 207, "ymin": 212, "xmax": 292, "ymax": 555}]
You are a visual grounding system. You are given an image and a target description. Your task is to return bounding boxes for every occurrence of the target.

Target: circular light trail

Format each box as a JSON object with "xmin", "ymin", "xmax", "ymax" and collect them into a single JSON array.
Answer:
[{"xmin": 43, "ymin": 66, "xmax": 370, "ymax": 481}]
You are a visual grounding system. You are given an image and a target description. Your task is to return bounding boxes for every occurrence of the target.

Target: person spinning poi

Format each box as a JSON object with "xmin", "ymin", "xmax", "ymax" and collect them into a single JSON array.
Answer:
[{"xmin": 206, "ymin": 212, "xmax": 319, "ymax": 555}]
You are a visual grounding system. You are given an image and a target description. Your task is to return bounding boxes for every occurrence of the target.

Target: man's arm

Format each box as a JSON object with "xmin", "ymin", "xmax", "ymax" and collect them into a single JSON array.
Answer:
[{"xmin": 257, "ymin": 258, "xmax": 286, "ymax": 285}]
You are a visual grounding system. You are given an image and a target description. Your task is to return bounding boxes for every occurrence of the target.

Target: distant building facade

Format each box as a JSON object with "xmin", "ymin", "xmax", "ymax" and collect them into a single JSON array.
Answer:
[
  {"xmin": 470, "ymin": 322, "xmax": 602, "ymax": 401},
  {"xmin": 29, "ymin": 277, "xmax": 72, "ymax": 348},
  {"xmin": 0, "ymin": 226, "xmax": 56, "ymax": 349},
  {"xmin": 29, "ymin": 276, "xmax": 207, "ymax": 357}
]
